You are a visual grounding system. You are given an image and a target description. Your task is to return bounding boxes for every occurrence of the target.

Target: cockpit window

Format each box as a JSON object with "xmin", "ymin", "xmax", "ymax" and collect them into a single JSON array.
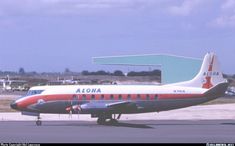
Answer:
[
  {"xmin": 26, "ymin": 90, "xmax": 44, "ymax": 96},
  {"xmin": 16, "ymin": 90, "xmax": 44, "ymax": 100}
]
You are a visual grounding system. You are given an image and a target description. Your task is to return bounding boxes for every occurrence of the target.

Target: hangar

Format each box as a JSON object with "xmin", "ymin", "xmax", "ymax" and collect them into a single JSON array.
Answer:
[{"xmin": 93, "ymin": 54, "xmax": 202, "ymax": 84}]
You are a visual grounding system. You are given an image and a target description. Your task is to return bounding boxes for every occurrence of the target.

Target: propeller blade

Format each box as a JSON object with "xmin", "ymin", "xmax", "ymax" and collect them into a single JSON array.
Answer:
[{"xmin": 66, "ymin": 104, "xmax": 82, "ymax": 113}]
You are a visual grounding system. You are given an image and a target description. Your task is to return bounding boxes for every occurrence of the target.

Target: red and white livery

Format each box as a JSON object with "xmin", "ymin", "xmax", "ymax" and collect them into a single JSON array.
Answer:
[{"xmin": 10, "ymin": 53, "xmax": 228, "ymax": 125}]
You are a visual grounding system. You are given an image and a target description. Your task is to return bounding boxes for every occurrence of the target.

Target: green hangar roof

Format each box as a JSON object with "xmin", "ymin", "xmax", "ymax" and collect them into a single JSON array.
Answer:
[{"xmin": 93, "ymin": 54, "xmax": 202, "ymax": 84}]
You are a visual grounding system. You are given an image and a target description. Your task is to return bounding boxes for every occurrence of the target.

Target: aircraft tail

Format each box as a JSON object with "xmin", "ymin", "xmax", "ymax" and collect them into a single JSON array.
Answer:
[{"xmin": 169, "ymin": 52, "xmax": 227, "ymax": 89}]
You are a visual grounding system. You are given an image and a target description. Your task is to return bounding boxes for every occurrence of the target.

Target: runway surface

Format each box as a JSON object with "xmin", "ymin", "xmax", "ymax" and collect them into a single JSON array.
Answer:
[{"xmin": 0, "ymin": 120, "xmax": 235, "ymax": 143}]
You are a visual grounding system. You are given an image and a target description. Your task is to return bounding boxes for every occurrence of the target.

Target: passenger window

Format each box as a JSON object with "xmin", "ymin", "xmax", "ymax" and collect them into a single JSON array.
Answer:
[
  {"xmin": 73, "ymin": 95, "xmax": 78, "ymax": 100},
  {"xmin": 91, "ymin": 95, "xmax": 95, "ymax": 100},
  {"xmin": 127, "ymin": 94, "xmax": 131, "ymax": 100},
  {"xmin": 101, "ymin": 94, "xmax": 105, "ymax": 100},
  {"xmin": 154, "ymin": 94, "xmax": 158, "ymax": 100},
  {"xmin": 82, "ymin": 94, "xmax": 86, "ymax": 100},
  {"xmin": 110, "ymin": 94, "xmax": 114, "ymax": 100},
  {"xmin": 146, "ymin": 94, "xmax": 150, "ymax": 100},
  {"xmin": 72, "ymin": 95, "xmax": 78, "ymax": 105},
  {"xmin": 137, "ymin": 94, "xmax": 141, "ymax": 100},
  {"xmin": 118, "ymin": 95, "xmax": 122, "ymax": 100}
]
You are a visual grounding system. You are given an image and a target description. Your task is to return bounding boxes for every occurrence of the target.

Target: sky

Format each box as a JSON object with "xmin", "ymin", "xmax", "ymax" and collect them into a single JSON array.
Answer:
[{"xmin": 0, "ymin": 0, "xmax": 235, "ymax": 74}]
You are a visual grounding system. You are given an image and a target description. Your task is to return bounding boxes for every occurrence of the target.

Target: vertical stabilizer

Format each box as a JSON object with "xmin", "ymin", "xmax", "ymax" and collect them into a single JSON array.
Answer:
[{"xmin": 168, "ymin": 52, "xmax": 226, "ymax": 89}]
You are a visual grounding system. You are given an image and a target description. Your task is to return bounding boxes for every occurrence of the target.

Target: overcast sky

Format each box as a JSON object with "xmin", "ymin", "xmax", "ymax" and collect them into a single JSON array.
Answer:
[{"xmin": 0, "ymin": 0, "xmax": 234, "ymax": 74}]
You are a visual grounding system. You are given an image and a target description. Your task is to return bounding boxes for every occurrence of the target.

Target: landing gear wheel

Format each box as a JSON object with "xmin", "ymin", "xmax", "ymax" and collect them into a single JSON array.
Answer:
[
  {"xmin": 109, "ymin": 119, "xmax": 118, "ymax": 124},
  {"xmin": 97, "ymin": 114, "xmax": 121, "ymax": 125},
  {"xmin": 36, "ymin": 115, "xmax": 42, "ymax": 126},
  {"xmin": 36, "ymin": 120, "xmax": 42, "ymax": 126},
  {"xmin": 97, "ymin": 117, "xmax": 106, "ymax": 125}
]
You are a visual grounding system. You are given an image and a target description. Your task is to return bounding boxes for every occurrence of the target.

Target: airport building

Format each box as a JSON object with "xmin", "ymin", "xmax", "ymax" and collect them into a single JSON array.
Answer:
[{"xmin": 93, "ymin": 54, "xmax": 202, "ymax": 84}]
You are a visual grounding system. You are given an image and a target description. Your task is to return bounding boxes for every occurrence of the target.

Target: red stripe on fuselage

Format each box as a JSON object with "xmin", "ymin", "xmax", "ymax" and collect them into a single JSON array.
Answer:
[
  {"xmin": 17, "ymin": 93, "xmax": 204, "ymax": 109},
  {"xmin": 158, "ymin": 94, "xmax": 203, "ymax": 99},
  {"xmin": 17, "ymin": 94, "xmax": 70, "ymax": 109}
]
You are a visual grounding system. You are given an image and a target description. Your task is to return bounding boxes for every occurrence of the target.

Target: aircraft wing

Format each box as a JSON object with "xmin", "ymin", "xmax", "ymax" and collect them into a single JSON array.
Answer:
[
  {"xmin": 105, "ymin": 101, "xmax": 131, "ymax": 108},
  {"xmin": 106, "ymin": 101, "xmax": 144, "ymax": 111},
  {"xmin": 77, "ymin": 101, "xmax": 141, "ymax": 112}
]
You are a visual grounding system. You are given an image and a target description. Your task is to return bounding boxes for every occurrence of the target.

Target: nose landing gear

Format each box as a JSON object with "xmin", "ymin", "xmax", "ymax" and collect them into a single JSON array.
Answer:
[{"xmin": 36, "ymin": 115, "xmax": 42, "ymax": 126}]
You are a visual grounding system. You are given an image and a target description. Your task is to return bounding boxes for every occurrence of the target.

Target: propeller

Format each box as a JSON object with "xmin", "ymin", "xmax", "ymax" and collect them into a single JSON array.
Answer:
[
  {"xmin": 66, "ymin": 100, "xmax": 73, "ymax": 118},
  {"xmin": 66, "ymin": 102, "xmax": 82, "ymax": 119},
  {"xmin": 66, "ymin": 95, "xmax": 82, "ymax": 119}
]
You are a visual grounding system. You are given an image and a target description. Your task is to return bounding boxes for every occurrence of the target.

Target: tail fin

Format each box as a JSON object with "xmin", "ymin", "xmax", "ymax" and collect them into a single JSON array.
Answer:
[{"xmin": 169, "ymin": 52, "xmax": 227, "ymax": 89}]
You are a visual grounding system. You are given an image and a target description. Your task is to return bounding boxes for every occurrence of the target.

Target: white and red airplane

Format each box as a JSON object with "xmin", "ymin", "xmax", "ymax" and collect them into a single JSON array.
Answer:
[{"xmin": 10, "ymin": 53, "xmax": 228, "ymax": 126}]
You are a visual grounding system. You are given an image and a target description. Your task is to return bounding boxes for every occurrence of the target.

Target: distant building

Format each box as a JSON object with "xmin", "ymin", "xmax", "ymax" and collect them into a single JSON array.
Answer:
[{"xmin": 93, "ymin": 54, "xmax": 202, "ymax": 84}]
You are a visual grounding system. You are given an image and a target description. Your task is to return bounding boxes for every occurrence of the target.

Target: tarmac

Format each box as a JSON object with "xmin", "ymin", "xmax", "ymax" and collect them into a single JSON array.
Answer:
[
  {"xmin": 0, "ymin": 103, "xmax": 235, "ymax": 143},
  {"xmin": 0, "ymin": 120, "xmax": 235, "ymax": 143}
]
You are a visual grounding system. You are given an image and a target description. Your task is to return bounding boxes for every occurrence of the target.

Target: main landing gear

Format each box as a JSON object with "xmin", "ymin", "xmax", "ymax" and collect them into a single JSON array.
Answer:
[
  {"xmin": 97, "ymin": 114, "xmax": 121, "ymax": 125},
  {"xmin": 36, "ymin": 115, "xmax": 42, "ymax": 126}
]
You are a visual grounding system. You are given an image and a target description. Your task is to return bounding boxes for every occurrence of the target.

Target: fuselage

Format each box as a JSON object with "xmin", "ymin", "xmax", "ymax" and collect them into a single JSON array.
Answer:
[
  {"xmin": 9, "ymin": 52, "xmax": 229, "ymax": 126},
  {"xmin": 11, "ymin": 84, "xmax": 217, "ymax": 115}
]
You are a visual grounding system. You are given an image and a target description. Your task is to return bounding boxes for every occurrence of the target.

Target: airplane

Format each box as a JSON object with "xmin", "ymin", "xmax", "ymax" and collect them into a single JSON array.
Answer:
[
  {"xmin": 0, "ymin": 75, "xmax": 27, "ymax": 91},
  {"xmin": 10, "ymin": 52, "xmax": 228, "ymax": 126}
]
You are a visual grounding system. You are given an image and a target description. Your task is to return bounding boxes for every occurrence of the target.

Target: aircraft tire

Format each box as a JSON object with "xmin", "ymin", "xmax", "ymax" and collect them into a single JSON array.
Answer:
[
  {"xmin": 109, "ymin": 119, "xmax": 118, "ymax": 124},
  {"xmin": 97, "ymin": 117, "xmax": 106, "ymax": 125},
  {"xmin": 36, "ymin": 120, "xmax": 42, "ymax": 126}
]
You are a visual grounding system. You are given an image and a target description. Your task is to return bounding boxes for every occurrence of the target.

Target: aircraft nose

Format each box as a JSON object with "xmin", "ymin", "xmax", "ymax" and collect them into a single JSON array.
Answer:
[{"xmin": 10, "ymin": 102, "xmax": 18, "ymax": 110}]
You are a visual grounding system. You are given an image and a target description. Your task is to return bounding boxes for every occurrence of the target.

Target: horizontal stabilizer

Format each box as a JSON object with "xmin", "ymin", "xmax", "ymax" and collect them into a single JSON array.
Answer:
[{"xmin": 203, "ymin": 82, "xmax": 229, "ymax": 97}]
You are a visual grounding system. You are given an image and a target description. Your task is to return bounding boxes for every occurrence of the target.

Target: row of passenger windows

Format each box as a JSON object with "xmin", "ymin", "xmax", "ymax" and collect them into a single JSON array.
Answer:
[{"xmin": 73, "ymin": 94, "xmax": 158, "ymax": 100}]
